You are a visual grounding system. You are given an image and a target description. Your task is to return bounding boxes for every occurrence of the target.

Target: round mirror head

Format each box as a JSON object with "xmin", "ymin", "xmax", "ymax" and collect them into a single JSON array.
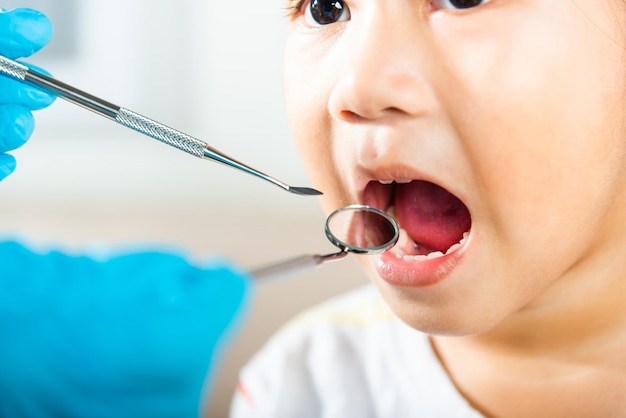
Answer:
[{"xmin": 325, "ymin": 205, "xmax": 399, "ymax": 255}]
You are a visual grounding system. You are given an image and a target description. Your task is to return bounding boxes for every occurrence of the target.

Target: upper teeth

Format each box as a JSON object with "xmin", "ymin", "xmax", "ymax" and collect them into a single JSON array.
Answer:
[{"xmin": 377, "ymin": 179, "xmax": 413, "ymax": 185}]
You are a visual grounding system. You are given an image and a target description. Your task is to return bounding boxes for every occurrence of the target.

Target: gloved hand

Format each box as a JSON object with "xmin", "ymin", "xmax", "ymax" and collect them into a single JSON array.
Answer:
[
  {"xmin": 0, "ymin": 240, "xmax": 251, "ymax": 418},
  {"xmin": 0, "ymin": 8, "xmax": 56, "ymax": 181}
]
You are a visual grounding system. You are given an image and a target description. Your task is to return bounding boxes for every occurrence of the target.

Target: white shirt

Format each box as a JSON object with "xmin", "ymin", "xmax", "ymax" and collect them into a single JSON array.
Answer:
[{"xmin": 231, "ymin": 285, "xmax": 483, "ymax": 418}]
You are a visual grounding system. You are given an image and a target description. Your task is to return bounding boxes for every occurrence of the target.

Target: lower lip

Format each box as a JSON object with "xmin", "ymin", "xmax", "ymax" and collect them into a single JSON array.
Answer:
[{"xmin": 375, "ymin": 244, "xmax": 467, "ymax": 288}]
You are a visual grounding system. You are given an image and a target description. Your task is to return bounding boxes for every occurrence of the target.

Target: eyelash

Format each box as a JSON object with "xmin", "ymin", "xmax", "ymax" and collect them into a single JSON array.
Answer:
[
  {"xmin": 285, "ymin": 0, "xmax": 306, "ymax": 18},
  {"xmin": 284, "ymin": 0, "xmax": 490, "ymax": 20}
]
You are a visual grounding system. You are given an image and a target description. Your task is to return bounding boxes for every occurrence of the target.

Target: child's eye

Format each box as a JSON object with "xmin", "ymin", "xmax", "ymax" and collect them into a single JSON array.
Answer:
[
  {"xmin": 429, "ymin": 0, "xmax": 490, "ymax": 10},
  {"xmin": 301, "ymin": 0, "xmax": 351, "ymax": 26}
]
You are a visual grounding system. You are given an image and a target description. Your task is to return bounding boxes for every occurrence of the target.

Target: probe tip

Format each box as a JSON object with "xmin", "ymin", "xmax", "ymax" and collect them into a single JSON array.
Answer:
[{"xmin": 289, "ymin": 186, "xmax": 323, "ymax": 196}]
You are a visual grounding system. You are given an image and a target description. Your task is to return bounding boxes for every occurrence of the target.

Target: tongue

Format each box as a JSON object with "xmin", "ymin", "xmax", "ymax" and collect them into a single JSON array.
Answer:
[{"xmin": 394, "ymin": 181, "xmax": 471, "ymax": 252}]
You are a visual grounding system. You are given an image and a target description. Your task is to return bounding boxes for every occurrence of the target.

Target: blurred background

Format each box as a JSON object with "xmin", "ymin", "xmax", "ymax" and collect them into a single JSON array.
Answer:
[{"xmin": 0, "ymin": 1, "xmax": 369, "ymax": 416}]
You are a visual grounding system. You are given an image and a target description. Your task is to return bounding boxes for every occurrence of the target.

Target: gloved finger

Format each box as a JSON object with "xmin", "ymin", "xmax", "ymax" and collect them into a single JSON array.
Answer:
[
  {"xmin": 0, "ymin": 104, "xmax": 34, "ymax": 152},
  {"xmin": 0, "ymin": 153, "xmax": 17, "ymax": 181},
  {"xmin": 0, "ymin": 8, "xmax": 52, "ymax": 59},
  {"xmin": 0, "ymin": 75, "xmax": 55, "ymax": 110},
  {"xmin": 196, "ymin": 259, "xmax": 252, "ymax": 337},
  {"xmin": 83, "ymin": 252, "xmax": 252, "ymax": 370},
  {"xmin": 145, "ymin": 256, "xmax": 252, "ymax": 387}
]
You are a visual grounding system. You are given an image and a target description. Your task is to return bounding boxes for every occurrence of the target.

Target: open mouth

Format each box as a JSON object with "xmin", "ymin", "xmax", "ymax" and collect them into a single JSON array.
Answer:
[{"xmin": 364, "ymin": 180, "xmax": 472, "ymax": 260}]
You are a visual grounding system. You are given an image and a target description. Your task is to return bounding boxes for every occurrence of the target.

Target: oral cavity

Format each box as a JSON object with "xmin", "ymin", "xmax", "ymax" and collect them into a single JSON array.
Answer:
[{"xmin": 390, "ymin": 180, "xmax": 471, "ymax": 260}]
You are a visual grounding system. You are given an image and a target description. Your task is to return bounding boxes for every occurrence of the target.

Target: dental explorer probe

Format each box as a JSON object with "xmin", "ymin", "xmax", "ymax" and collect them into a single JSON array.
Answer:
[{"xmin": 0, "ymin": 55, "xmax": 322, "ymax": 196}]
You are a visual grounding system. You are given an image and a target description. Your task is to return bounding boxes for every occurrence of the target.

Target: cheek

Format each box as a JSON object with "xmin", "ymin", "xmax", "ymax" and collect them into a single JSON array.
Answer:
[
  {"xmin": 421, "ymin": 5, "xmax": 626, "ymax": 323},
  {"xmin": 284, "ymin": 42, "xmax": 347, "ymax": 212},
  {"xmin": 440, "ymin": 5, "xmax": 626, "ymax": 254},
  {"xmin": 465, "ymin": 80, "xmax": 626, "ymax": 295}
]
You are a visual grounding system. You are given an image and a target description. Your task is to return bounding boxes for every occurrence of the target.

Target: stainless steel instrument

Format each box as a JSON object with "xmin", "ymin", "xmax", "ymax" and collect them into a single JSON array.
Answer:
[
  {"xmin": 252, "ymin": 205, "xmax": 399, "ymax": 282},
  {"xmin": 0, "ymin": 54, "xmax": 322, "ymax": 196}
]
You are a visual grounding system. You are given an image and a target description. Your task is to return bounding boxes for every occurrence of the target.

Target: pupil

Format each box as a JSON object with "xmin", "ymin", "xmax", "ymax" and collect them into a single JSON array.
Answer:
[
  {"xmin": 310, "ymin": 0, "xmax": 345, "ymax": 25},
  {"xmin": 449, "ymin": 0, "xmax": 482, "ymax": 8}
]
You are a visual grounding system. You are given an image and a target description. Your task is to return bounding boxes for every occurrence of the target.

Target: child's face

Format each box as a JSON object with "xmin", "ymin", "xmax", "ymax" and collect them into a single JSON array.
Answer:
[{"xmin": 284, "ymin": 0, "xmax": 626, "ymax": 335}]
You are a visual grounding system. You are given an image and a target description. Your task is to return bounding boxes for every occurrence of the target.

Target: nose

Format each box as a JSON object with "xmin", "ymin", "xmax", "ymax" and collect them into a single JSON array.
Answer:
[{"xmin": 328, "ymin": 7, "xmax": 435, "ymax": 122}]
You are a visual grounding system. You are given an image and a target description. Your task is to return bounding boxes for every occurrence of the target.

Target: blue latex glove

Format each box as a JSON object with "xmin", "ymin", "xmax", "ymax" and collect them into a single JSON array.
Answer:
[
  {"xmin": 0, "ymin": 240, "xmax": 251, "ymax": 418},
  {"xmin": 0, "ymin": 8, "xmax": 56, "ymax": 181}
]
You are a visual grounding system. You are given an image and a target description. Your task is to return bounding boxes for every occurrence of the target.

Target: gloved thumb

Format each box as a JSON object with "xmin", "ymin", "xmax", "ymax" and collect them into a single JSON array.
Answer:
[{"xmin": 0, "ymin": 8, "xmax": 52, "ymax": 59}]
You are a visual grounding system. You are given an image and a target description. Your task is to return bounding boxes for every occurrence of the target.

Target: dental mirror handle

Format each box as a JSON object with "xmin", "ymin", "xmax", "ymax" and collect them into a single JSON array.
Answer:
[
  {"xmin": 0, "ymin": 55, "xmax": 321, "ymax": 196},
  {"xmin": 251, "ymin": 251, "xmax": 348, "ymax": 282}
]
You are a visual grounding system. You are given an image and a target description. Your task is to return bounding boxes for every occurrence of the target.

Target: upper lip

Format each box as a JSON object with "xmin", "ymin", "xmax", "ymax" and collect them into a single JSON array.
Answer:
[
  {"xmin": 333, "ymin": 125, "xmax": 470, "ymax": 212},
  {"xmin": 353, "ymin": 162, "xmax": 467, "ymax": 210}
]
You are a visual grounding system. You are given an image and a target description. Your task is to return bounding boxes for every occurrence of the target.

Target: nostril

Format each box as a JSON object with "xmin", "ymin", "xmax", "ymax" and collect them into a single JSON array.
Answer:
[{"xmin": 337, "ymin": 109, "xmax": 363, "ymax": 123}]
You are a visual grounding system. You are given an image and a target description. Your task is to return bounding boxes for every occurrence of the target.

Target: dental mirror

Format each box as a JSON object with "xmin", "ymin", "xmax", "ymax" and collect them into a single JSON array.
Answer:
[{"xmin": 252, "ymin": 205, "xmax": 399, "ymax": 282}]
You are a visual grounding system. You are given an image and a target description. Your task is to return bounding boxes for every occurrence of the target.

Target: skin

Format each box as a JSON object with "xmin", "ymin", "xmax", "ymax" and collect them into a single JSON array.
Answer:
[{"xmin": 284, "ymin": 0, "xmax": 626, "ymax": 416}]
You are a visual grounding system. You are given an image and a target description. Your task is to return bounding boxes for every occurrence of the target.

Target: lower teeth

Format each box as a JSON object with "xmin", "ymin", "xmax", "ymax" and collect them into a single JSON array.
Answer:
[{"xmin": 390, "ymin": 230, "xmax": 469, "ymax": 261}]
